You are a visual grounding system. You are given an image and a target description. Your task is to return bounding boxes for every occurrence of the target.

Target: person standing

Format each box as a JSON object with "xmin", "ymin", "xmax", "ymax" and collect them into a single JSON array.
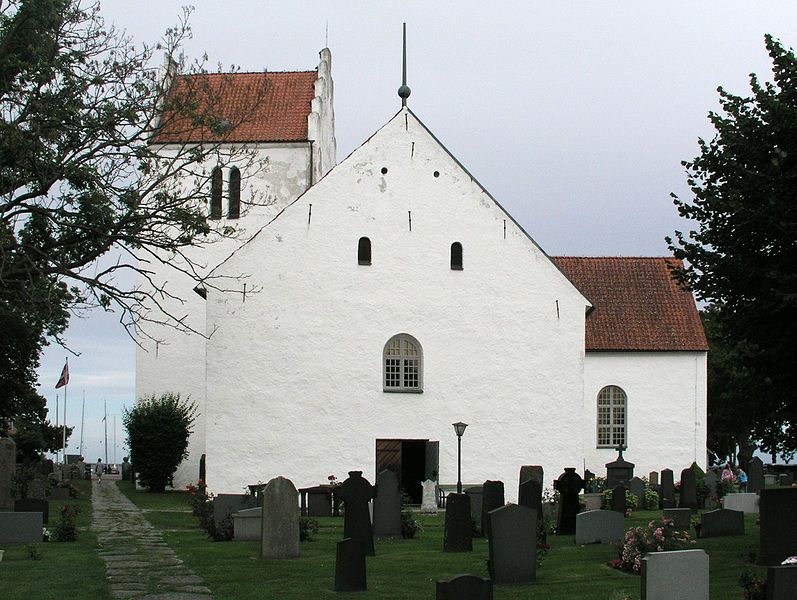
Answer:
[
  {"xmin": 95, "ymin": 458, "xmax": 103, "ymax": 484},
  {"xmin": 736, "ymin": 467, "xmax": 748, "ymax": 492}
]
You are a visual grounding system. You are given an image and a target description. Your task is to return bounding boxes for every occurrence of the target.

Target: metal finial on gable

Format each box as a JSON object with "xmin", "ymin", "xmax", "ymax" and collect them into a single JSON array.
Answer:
[{"xmin": 398, "ymin": 23, "xmax": 411, "ymax": 106}]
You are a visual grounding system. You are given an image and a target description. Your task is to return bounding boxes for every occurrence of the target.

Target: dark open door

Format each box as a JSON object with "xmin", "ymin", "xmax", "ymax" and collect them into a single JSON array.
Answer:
[{"xmin": 424, "ymin": 441, "xmax": 439, "ymax": 481}]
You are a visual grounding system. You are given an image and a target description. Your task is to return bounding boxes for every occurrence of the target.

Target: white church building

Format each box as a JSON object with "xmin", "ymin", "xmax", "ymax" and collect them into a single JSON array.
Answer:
[{"xmin": 137, "ymin": 48, "xmax": 707, "ymax": 501}]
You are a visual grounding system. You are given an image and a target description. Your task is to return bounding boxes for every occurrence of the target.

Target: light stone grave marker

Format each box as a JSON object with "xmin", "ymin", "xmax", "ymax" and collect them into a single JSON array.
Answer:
[
  {"xmin": 421, "ymin": 479, "xmax": 438, "ymax": 513},
  {"xmin": 260, "ymin": 476, "xmax": 299, "ymax": 559},
  {"xmin": 641, "ymin": 549, "xmax": 709, "ymax": 600},
  {"xmin": 575, "ymin": 509, "xmax": 624, "ymax": 544}
]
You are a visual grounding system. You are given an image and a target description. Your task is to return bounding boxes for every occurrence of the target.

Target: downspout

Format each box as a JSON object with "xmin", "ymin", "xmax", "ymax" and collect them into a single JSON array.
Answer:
[{"xmin": 307, "ymin": 139, "xmax": 315, "ymax": 190}]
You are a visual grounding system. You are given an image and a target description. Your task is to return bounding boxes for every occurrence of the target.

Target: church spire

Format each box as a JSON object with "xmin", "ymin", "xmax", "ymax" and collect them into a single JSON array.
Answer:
[{"xmin": 397, "ymin": 23, "xmax": 411, "ymax": 107}]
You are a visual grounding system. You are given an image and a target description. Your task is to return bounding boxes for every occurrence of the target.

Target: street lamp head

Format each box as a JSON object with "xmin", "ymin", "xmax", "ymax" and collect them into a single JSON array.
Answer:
[{"xmin": 452, "ymin": 421, "xmax": 468, "ymax": 437}]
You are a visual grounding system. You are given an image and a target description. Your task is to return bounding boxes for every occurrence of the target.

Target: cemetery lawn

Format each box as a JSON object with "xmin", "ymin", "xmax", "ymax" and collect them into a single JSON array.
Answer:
[
  {"xmin": 4, "ymin": 479, "xmax": 110, "ymax": 600},
  {"xmin": 118, "ymin": 483, "xmax": 768, "ymax": 600}
]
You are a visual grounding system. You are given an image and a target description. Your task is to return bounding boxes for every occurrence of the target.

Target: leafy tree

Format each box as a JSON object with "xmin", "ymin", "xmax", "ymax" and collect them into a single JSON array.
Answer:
[
  {"xmin": 123, "ymin": 393, "xmax": 196, "ymax": 492},
  {"xmin": 0, "ymin": 1, "xmax": 267, "ymax": 453},
  {"xmin": 668, "ymin": 35, "xmax": 797, "ymax": 459}
]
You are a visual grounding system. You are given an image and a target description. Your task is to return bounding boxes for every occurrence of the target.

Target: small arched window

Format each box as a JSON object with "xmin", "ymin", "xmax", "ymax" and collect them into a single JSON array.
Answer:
[
  {"xmin": 450, "ymin": 242, "xmax": 463, "ymax": 270},
  {"xmin": 383, "ymin": 334, "xmax": 423, "ymax": 392},
  {"xmin": 597, "ymin": 385, "xmax": 627, "ymax": 448},
  {"xmin": 228, "ymin": 167, "xmax": 240, "ymax": 219},
  {"xmin": 210, "ymin": 167, "xmax": 222, "ymax": 220},
  {"xmin": 358, "ymin": 237, "xmax": 372, "ymax": 265}
]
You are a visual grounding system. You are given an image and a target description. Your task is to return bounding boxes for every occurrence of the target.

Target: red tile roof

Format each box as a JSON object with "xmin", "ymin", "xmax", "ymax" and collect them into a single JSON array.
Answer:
[
  {"xmin": 152, "ymin": 71, "xmax": 317, "ymax": 144},
  {"xmin": 551, "ymin": 257, "xmax": 708, "ymax": 352}
]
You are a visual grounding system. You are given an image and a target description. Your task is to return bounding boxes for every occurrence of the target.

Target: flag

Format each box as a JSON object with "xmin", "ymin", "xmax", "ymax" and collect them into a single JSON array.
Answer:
[{"xmin": 55, "ymin": 362, "xmax": 69, "ymax": 389}]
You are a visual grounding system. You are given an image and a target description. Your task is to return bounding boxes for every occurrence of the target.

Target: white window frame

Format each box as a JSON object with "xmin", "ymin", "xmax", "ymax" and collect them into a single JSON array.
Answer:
[
  {"xmin": 596, "ymin": 385, "xmax": 627, "ymax": 448},
  {"xmin": 383, "ymin": 334, "xmax": 423, "ymax": 393}
]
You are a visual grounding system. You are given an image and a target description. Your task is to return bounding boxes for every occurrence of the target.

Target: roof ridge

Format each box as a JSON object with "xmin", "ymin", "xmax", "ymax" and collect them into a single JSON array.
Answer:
[
  {"xmin": 551, "ymin": 255, "xmax": 675, "ymax": 260},
  {"xmin": 179, "ymin": 70, "xmax": 317, "ymax": 77}
]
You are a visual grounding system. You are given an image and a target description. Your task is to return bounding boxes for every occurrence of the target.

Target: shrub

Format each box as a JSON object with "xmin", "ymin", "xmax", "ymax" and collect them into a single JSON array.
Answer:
[
  {"xmin": 300, "ymin": 517, "xmax": 319, "ymax": 541},
  {"xmin": 610, "ymin": 517, "xmax": 692, "ymax": 574},
  {"xmin": 644, "ymin": 488, "xmax": 659, "ymax": 510},
  {"xmin": 601, "ymin": 489, "xmax": 638, "ymax": 512},
  {"xmin": 52, "ymin": 504, "xmax": 81, "ymax": 542},
  {"xmin": 400, "ymin": 509, "xmax": 422, "ymax": 539},
  {"xmin": 26, "ymin": 543, "xmax": 42, "ymax": 560},
  {"xmin": 739, "ymin": 572, "xmax": 767, "ymax": 600},
  {"xmin": 186, "ymin": 479, "xmax": 210, "ymax": 517},
  {"xmin": 123, "ymin": 393, "xmax": 197, "ymax": 492}
]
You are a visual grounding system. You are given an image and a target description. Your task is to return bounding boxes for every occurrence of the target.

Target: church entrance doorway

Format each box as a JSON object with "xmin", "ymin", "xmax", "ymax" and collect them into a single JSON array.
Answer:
[{"xmin": 375, "ymin": 439, "xmax": 439, "ymax": 504}]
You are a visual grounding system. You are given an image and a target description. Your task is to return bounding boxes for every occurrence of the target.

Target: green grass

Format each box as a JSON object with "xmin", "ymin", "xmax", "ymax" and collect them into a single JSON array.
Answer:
[
  {"xmin": 3, "ymin": 479, "xmax": 110, "ymax": 600},
  {"xmin": 117, "ymin": 484, "xmax": 769, "ymax": 600}
]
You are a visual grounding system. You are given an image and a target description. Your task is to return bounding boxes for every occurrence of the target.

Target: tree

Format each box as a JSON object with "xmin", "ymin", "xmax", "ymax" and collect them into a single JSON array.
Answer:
[
  {"xmin": 0, "ymin": 1, "xmax": 268, "ymax": 450},
  {"xmin": 123, "ymin": 393, "xmax": 196, "ymax": 492},
  {"xmin": 667, "ymin": 35, "xmax": 797, "ymax": 459}
]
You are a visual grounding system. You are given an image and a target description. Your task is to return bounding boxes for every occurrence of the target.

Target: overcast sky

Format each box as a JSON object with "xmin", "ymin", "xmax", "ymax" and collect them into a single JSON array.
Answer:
[{"xmin": 36, "ymin": 1, "xmax": 797, "ymax": 463}]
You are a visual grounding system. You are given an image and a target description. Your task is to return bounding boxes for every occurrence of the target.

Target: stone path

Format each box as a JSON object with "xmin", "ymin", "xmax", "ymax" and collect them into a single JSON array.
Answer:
[{"xmin": 91, "ymin": 478, "xmax": 213, "ymax": 600}]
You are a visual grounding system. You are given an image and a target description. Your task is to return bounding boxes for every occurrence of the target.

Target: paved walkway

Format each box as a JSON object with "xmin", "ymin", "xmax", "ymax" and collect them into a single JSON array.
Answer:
[{"xmin": 91, "ymin": 478, "xmax": 213, "ymax": 600}]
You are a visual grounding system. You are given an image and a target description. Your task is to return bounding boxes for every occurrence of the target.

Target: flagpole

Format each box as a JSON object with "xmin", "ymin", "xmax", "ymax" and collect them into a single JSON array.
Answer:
[
  {"xmin": 113, "ymin": 415, "xmax": 117, "ymax": 465},
  {"xmin": 79, "ymin": 392, "xmax": 85, "ymax": 459},
  {"xmin": 55, "ymin": 393, "xmax": 59, "ymax": 462},
  {"xmin": 62, "ymin": 357, "xmax": 68, "ymax": 464},
  {"xmin": 103, "ymin": 399, "xmax": 109, "ymax": 467}
]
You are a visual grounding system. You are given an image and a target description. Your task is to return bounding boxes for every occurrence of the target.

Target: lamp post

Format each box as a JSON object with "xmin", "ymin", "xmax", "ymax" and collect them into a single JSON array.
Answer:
[{"xmin": 452, "ymin": 421, "xmax": 468, "ymax": 494}]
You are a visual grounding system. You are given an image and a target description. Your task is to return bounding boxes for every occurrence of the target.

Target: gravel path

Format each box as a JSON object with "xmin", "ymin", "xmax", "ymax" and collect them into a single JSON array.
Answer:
[{"xmin": 91, "ymin": 478, "xmax": 213, "ymax": 600}]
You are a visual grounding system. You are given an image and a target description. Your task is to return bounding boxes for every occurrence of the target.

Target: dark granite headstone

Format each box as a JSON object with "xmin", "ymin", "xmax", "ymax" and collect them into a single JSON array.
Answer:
[
  {"xmin": 121, "ymin": 457, "xmax": 132, "ymax": 482},
  {"xmin": 704, "ymin": 470, "xmax": 719, "ymax": 508},
  {"xmin": 481, "ymin": 480, "xmax": 504, "ymax": 539},
  {"xmin": 700, "ymin": 508, "xmax": 744, "ymax": 538},
  {"xmin": 373, "ymin": 470, "xmax": 401, "ymax": 538},
  {"xmin": 339, "ymin": 470, "xmax": 376, "ymax": 556},
  {"xmin": 663, "ymin": 508, "xmax": 693, "ymax": 530},
  {"xmin": 518, "ymin": 465, "xmax": 543, "ymax": 489},
  {"xmin": 649, "ymin": 471, "xmax": 659, "ymax": 487},
  {"xmin": 747, "ymin": 457, "xmax": 764, "ymax": 493},
  {"xmin": 14, "ymin": 498, "xmax": 49, "ymax": 525},
  {"xmin": 334, "ymin": 538, "xmax": 367, "ymax": 592},
  {"xmin": 605, "ymin": 445, "xmax": 634, "ymax": 488},
  {"xmin": 307, "ymin": 487, "xmax": 333, "ymax": 517},
  {"xmin": 49, "ymin": 487, "xmax": 71, "ymax": 501},
  {"xmin": 679, "ymin": 468, "xmax": 699, "ymax": 509},
  {"xmin": 260, "ymin": 476, "xmax": 300, "ymax": 559},
  {"xmin": 436, "ymin": 574, "xmax": 493, "ymax": 600},
  {"xmin": 487, "ymin": 504, "xmax": 537, "ymax": 584},
  {"xmin": 660, "ymin": 469, "xmax": 676, "ymax": 509},
  {"xmin": 0, "ymin": 438, "xmax": 16, "ymax": 511},
  {"xmin": 611, "ymin": 485, "xmax": 628, "ymax": 514},
  {"xmin": 767, "ymin": 565, "xmax": 797, "ymax": 600},
  {"xmin": 518, "ymin": 479, "xmax": 542, "ymax": 519},
  {"xmin": 214, "ymin": 493, "xmax": 256, "ymax": 526},
  {"xmin": 758, "ymin": 488, "xmax": 797, "ymax": 565},
  {"xmin": 465, "ymin": 487, "xmax": 483, "ymax": 534},
  {"xmin": 628, "ymin": 477, "xmax": 645, "ymax": 509},
  {"xmin": 444, "ymin": 493, "xmax": 473, "ymax": 552},
  {"xmin": 554, "ymin": 468, "xmax": 583, "ymax": 535},
  {"xmin": 0, "ymin": 511, "xmax": 43, "ymax": 543},
  {"xmin": 28, "ymin": 478, "xmax": 46, "ymax": 500},
  {"xmin": 198, "ymin": 454, "xmax": 206, "ymax": 483}
]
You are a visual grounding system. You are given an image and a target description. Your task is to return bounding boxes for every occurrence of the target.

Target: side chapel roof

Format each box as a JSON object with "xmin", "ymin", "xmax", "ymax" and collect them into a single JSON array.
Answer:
[
  {"xmin": 152, "ymin": 71, "xmax": 317, "ymax": 144},
  {"xmin": 551, "ymin": 257, "xmax": 708, "ymax": 352}
]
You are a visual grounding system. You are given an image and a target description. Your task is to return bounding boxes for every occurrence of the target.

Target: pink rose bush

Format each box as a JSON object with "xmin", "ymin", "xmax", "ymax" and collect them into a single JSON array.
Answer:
[{"xmin": 611, "ymin": 517, "xmax": 693, "ymax": 574}]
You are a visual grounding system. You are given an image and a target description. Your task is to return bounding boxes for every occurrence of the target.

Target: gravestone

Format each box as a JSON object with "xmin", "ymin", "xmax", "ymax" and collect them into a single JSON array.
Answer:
[
  {"xmin": 49, "ymin": 486, "xmax": 70, "ymax": 501},
  {"xmin": 232, "ymin": 506, "xmax": 261, "ymax": 541},
  {"xmin": 722, "ymin": 493, "xmax": 759, "ymax": 514},
  {"xmin": 14, "ymin": 498, "xmax": 49, "ymax": 525},
  {"xmin": 554, "ymin": 468, "xmax": 583, "ymax": 535},
  {"xmin": 611, "ymin": 484, "xmax": 628, "ymax": 514},
  {"xmin": 703, "ymin": 470, "xmax": 719, "ymax": 508},
  {"xmin": 214, "ymin": 493, "xmax": 256, "ymax": 526},
  {"xmin": 575, "ymin": 509, "xmax": 624, "ymax": 544},
  {"xmin": 481, "ymin": 480, "xmax": 504, "ymax": 539},
  {"xmin": 444, "ymin": 493, "xmax": 473, "ymax": 552},
  {"xmin": 778, "ymin": 472, "xmax": 794, "ymax": 486},
  {"xmin": 679, "ymin": 468, "xmax": 699, "ymax": 509},
  {"xmin": 75, "ymin": 460, "xmax": 86, "ymax": 481},
  {"xmin": 663, "ymin": 508, "xmax": 692, "ymax": 530},
  {"xmin": 465, "ymin": 487, "xmax": 483, "ymax": 534},
  {"xmin": 304, "ymin": 486, "xmax": 332, "ymax": 517},
  {"xmin": 436, "ymin": 574, "xmax": 493, "ymax": 600},
  {"xmin": 640, "ymin": 549, "xmax": 709, "ymax": 600},
  {"xmin": 583, "ymin": 469, "xmax": 595, "ymax": 492},
  {"xmin": 39, "ymin": 459, "xmax": 54, "ymax": 476},
  {"xmin": 487, "ymin": 504, "xmax": 537, "ymax": 584},
  {"xmin": 518, "ymin": 466, "xmax": 543, "ymax": 521},
  {"xmin": 649, "ymin": 471, "xmax": 659, "ymax": 487},
  {"xmin": 0, "ymin": 437, "xmax": 16, "ymax": 511},
  {"xmin": 0, "ymin": 512, "xmax": 43, "ymax": 543},
  {"xmin": 28, "ymin": 478, "xmax": 47, "ymax": 500},
  {"xmin": 628, "ymin": 477, "xmax": 645, "ymax": 509},
  {"xmin": 700, "ymin": 508, "xmax": 744, "ymax": 538},
  {"xmin": 660, "ymin": 469, "xmax": 676, "ymax": 509},
  {"xmin": 339, "ymin": 470, "xmax": 376, "ymax": 556},
  {"xmin": 605, "ymin": 445, "xmax": 635, "ymax": 488},
  {"xmin": 260, "ymin": 476, "xmax": 300, "ymax": 559},
  {"xmin": 767, "ymin": 565, "xmax": 797, "ymax": 600},
  {"xmin": 373, "ymin": 470, "xmax": 401, "ymax": 538},
  {"xmin": 421, "ymin": 479, "xmax": 438, "ymax": 513},
  {"xmin": 758, "ymin": 488, "xmax": 797, "ymax": 566},
  {"xmin": 122, "ymin": 457, "xmax": 132, "ymax": 482},
  {"xmin": 198, "ymin": 453, "xmax": 206, "ymax": 483},
  {"xmin": 747, "ymin": 456, "xmax": 764, "ymax": 493},
  {"xmin": 334, "ymin": 538, "xmax": 367, "ymax": 592}
]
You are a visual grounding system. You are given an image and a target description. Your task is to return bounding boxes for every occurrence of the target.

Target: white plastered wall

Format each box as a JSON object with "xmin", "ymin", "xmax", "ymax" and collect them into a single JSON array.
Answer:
[
  {"xmin": 203, "ymin": 108, "xmax": 592, "ymax": 500},
  {"xmin": 582, "ymin": 351, "xmax": 708, "ymax": 479}
]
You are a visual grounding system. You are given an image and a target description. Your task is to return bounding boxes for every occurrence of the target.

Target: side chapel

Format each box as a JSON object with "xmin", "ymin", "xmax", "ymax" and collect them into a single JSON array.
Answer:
[{"xmin": 136, "ymin": 48, "xmax": 708, "ymax": 500}]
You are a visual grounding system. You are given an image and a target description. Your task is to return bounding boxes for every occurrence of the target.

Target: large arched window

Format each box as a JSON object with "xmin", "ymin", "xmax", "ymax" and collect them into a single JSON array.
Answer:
[
  {"xmin": 228, "ymin": 167, "xmax": 241, "ymax": 219},
  {"xmin": 358, "ymin": 237, "xmax": 372, "ymax": 265},
  {"xmin": 450, "ymin": 242, "xmax": 463, "ymax": 270},
  {"xmin": 597, "ymin": 385, "xmax": 627, "ymax": 448},
  {"xmin": 383, "ymin": 334, "xmax": 422, "ymax": 392},
  {"xmin": 210, "ymin": 167, "xmax": 222, "ymax": 220}
]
